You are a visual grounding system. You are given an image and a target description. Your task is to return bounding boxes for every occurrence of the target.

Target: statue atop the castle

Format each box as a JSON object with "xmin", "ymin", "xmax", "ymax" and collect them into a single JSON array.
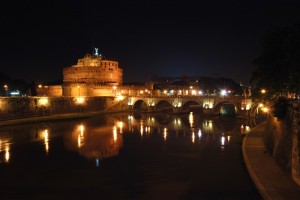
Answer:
[
  {"xmin": 94, "ymin": 48, "xmax": 102, "ymax": 57},
  {"xmin": 94, "ymin": 48, "xmax": 99, "ymax": 56}
]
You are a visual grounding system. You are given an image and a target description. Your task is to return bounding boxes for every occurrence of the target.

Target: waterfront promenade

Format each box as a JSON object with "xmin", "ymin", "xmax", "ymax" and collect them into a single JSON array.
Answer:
[{"xmin": 243, "ymin": 122, "xmax": 300, "ymax": 199}]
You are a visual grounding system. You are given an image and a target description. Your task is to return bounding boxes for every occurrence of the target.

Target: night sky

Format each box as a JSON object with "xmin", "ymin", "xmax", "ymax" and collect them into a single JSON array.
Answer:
[{"xmin": 1, "ymin": 0, "xmax": 300, "ymax": 84}]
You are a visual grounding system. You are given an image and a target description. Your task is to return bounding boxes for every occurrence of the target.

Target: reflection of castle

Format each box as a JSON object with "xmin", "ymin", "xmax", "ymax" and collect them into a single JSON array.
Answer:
[{"xmin": 65, "ymin": 124, "xmax": 123, "ymax": 160}]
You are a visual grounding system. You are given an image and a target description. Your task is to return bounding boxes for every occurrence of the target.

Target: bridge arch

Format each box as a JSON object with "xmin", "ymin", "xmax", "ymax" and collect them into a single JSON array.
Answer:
[
  {"xmin": 155, "ymin": 100, "xmax": 173, "ymax": 112},
  {"xmin": 214, "ymin": 101, "xmax": 238, "ymax": 116},
  {"xmin": 181, "ymin": 100, "xmax": 202, "ymax": 113},
  {"xmin": 133, "ymin": 100, "xmax": 149, "ymax": 111}
]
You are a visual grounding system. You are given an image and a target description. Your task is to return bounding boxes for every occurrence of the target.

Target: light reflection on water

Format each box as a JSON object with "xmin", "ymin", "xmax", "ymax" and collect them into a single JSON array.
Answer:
[
  {"xmin": 0, "ymin": 139, "xmax": 11, "ymax": 163},
  {"xmin": 0, "ymin": 112, "xmax": 253, "ymax": 164},
  {"xmin": 0, "ymin": 112, "xmax": 262, "ymax": 199},
  {"xmin": 64, "ymin": 123, "xmax": 123, "ymax": 162}
]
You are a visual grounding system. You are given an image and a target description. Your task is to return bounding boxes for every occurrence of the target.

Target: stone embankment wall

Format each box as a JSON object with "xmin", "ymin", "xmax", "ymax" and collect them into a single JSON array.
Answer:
[
  {"xmin": 0, "ymin": 97, "xmax": 115, "ymax": 121},
  {"xmin": 264, "ymin": 101, "xmax": 300, "ymax": 186}
]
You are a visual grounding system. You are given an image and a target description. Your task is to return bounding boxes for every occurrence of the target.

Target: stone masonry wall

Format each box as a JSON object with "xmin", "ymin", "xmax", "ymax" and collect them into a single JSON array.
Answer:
[
  {"xmin": 264, "ymin": 101, "xmax": 300, "ymax": 186},
  {"xmin": 0, "ymin": 97, "xmax": 114, "ymax": 121},
  {"xmin": 292, "ymin": 102, "xmax": 300, "ymax": 185}
]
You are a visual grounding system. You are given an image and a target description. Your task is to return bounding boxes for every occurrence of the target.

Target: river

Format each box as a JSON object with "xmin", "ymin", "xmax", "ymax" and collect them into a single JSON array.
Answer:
[{"xmin": 0, "ymin": 112, "xmax": 261, "ymax": 199}]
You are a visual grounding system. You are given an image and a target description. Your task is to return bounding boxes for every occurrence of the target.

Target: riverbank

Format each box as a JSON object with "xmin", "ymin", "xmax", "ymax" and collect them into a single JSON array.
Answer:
[
  {"xmin": 0, "ymin": 110, "xmax": 124, "ymax": 127},
  {"xmin": 242, "ymin": 122, "xmax": 300, "ymax": 199},
  {"xmin": 0, "ymin": 109, "xmax": 252, "ymax": 127}
]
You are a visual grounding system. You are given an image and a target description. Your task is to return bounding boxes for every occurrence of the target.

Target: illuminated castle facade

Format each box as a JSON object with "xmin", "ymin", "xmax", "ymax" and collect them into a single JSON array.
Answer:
[
  {"xmin": 63, "ymin": 51, "xmax": 123, "ymax": 96},
  {"xmin": 38, "ymin": 50, "xmax": 124, "ymax": 97}
]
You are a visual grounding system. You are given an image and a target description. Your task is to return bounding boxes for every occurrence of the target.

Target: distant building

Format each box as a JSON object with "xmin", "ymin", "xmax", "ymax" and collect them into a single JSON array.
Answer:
[
  {"xmin": 37, "ymin": 51, "xmax": 123, "ymax": 97},
  {"xmin": 151, "ymin": 75, "xmax": 243, "ymax": 96},
  {"xmin": 63, "ymin": 53, "xmax": 123, "ymax": 96}
]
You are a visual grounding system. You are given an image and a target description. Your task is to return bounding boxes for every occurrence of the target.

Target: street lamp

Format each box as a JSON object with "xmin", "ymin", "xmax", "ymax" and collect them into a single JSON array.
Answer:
[
  {"xmin": 3, "ymin": 85, "xmax": 8, "ymax": 96},
  {"xmin": 261, "ymin": 89, "xmax": 266, "ymax": 94},
  {"xmin": 221, "ymin": 89, "xmax": 227, "ymax": 96}
]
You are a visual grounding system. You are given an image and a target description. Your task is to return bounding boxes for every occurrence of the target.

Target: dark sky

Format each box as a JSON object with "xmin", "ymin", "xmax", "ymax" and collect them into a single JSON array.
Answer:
[{"xmin": 1, "ymin": 0, "xmax": 300, "ymax": 84}]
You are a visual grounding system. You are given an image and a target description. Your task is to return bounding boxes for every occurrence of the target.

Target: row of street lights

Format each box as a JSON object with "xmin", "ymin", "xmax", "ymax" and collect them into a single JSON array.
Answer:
[
  {"xmin": 259, "ymin": 88, "xmax": 269, "ymax": 113},
  {"xmin": 2, "ymin": 84, "xmax": 22, "ymax": 97},
  {"xmin": 2, "ymin": 84, "xmax": 8, "ymax": 96}
]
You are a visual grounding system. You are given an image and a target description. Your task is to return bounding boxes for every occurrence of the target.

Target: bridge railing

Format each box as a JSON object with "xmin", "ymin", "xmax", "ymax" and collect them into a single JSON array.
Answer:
[{"xmin": 128, "ymin": 94, "xmax": 249, "ymax": 99}]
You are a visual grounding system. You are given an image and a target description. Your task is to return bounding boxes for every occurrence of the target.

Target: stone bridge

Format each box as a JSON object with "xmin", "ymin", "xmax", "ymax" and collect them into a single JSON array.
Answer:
[{"xmin": 126, "ymin": 95, "xmax": 253, "ymax": 115}]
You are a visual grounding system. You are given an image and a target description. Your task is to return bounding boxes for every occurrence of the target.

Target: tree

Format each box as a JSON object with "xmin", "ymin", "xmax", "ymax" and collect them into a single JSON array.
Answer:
[{"xmin": 250, "ymin": 24, "xmax": 300, "ymax": 100}]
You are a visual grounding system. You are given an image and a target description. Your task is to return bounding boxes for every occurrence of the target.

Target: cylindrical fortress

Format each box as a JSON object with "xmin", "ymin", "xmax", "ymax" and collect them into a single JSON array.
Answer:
[{"xmin": 63, "ymin": 54, "xmax": 123, "ymax": 96}]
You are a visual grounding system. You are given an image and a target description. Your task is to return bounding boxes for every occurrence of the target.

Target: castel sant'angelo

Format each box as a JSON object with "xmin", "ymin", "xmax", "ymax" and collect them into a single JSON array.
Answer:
[
  {"xmin": 37, "ymin": 49, "xmax": 128, "ymax": 97},
  {"xmin": 63, "ymin": 49, "xmax": 123, "ymax": 96}
]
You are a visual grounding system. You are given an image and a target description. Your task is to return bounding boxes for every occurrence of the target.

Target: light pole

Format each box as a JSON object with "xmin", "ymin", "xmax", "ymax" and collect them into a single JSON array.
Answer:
[
  {"xmin": 3, "ymin": 84, "xmax": 8, "ymax": 96},
  {"xmin": 261, "ymin": 88, "xmax": 267, "ymax": 103}
]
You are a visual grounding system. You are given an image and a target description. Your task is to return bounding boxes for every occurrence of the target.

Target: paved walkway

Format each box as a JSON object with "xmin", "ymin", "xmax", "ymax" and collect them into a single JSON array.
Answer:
[{"xmin": 243, "ymin": 122, "xmax": 300, "ymax": 200}]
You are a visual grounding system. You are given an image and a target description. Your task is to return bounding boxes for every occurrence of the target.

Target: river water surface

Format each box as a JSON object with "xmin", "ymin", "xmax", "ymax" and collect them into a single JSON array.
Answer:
[{"xmin": 0, "ymin": 112, "xmax": 261, "ymax": 199}]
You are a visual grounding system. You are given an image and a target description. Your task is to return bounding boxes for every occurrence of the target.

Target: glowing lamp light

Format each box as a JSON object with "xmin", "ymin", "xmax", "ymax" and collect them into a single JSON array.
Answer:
[
  {"xmin": 38, "ymin": 97, "xmax": 49, "ymax": 106},
  {"xmin": 221, "ymin": 90, "xmax": 227, "ymax": 96},
  {"xmin": 75, "ymin": 97, "xmax": 85, "ymax": 104},
  {"xmin": 128, "ymin": 99, "xmax": 133, "ymax": 106},
  {"xmin": 116, "ymin": 94, "xmax": 124, "ymax": 101},
  {"xmin": 246, "ymin": 103, "xmax": 251, "ymax": 110},
  {"xmin": 261, "ymin": 89, "xmax": 266, "ymax": 94},
  {"xmin": 10, "ymin": 91, "xmax": 20, "ymax": 96},
  {"xmin": 261, "ymin": 107, "xmax": 269, "ymax": 113},
  {"xmin": 173, "ymin": 101, "xmax": 182, "ymax": 107}
]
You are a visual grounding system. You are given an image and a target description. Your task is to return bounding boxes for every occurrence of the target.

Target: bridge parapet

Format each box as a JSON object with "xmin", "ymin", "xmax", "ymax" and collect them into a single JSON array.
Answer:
[{"xmin": 127, "ymin": 95, "xmax": 253, "ymax": 115}]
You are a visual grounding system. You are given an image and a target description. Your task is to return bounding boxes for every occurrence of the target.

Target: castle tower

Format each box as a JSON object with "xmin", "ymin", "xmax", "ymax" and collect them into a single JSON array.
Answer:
[{"xmin": 63, "ymin": 51, "xmax": 123, "ymax": 96}]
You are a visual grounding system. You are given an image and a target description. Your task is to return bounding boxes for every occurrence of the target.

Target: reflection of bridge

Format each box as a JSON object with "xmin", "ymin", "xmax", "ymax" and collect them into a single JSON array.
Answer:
[{"xmin": 126, "ymin": 95, "xmax": 253, "ymax": 115}]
